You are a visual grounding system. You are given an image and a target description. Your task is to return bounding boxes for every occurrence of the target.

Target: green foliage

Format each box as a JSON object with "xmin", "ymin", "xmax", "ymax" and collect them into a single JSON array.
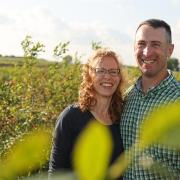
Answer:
[
  {"xmin": 21, "ymin": 35, "xmax": 45, "ymax": 59},
  {"xmin": 91, "ymin": 41, "xmax": 102, "ymax": 50},
  {"xmin": 173, "ymin": 71, "xmax": 180, "ymax": 81},
  {"xmin": 0, "ymin": 65, "xmax": 180, "ymax": 179},
  {"xmin": 28, "ymin": 102, "xmax": 180, "ymax": 180},
  {"xmin": 167, "ymin": 58, "xmax": 179, "ymax": 71},
  {"xmin": 0, "ymin": 128, "xmax": 51, "ymax": 180},
  {"xmin": 139, "ymin": 101, "xmax": 180, "ymax": 150},
  {"xmin": 73, "ymin": 121, "xmax": 112, "ymax": 180},
  {"xmin": 21, "ymin": 35, "xmax": 45, "ymax": 67},
  {"xmin": 0, "ymin": 38, "xmax": 82, "ymax": 162},
  {"xmin": 109, "ymin": 101, "xmax": 180, "ymax": 179},
  {"xmin": 123, "ymin": 66, "xmax": 141, "ymax": 87},
  {"xmin": 0, "ymin": 36, "xmax": 180, "ymax": 179},
  {"xmin": 53, "ymin": 41, "xmax": 70, "ymax": 60}
]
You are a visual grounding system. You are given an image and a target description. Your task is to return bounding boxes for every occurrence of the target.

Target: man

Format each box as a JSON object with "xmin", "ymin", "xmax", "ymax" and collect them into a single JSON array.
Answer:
[{"xmin": 120, "ymin": 19, "xmax": 180, "ymax": 179}]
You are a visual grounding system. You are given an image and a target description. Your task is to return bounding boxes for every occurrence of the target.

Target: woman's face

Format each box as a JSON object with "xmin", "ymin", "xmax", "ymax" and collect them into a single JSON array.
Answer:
[{"xmin": 90, "ymin": 56, "xmax": 121, "ymax": 98}]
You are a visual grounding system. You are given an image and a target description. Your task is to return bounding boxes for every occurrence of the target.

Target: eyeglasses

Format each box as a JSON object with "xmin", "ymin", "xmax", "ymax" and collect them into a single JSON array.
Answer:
[{"xmin": 90, "ymin": 67, "xmax": 120, "ymax": 76}]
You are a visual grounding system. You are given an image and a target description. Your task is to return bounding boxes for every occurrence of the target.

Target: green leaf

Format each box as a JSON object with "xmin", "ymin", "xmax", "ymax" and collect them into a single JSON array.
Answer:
[
  {"xmin": 0, "ymin": 128, "xmax": 51, "ymax": 179},
  {"xmin": 108, "ymin": 150, "xmax": 132, "ymax": 179},
  {"xmin": 73, "ymin": 120, "xmax": 112, "ymax": 180},
  {"xmin": 139, "ymin": 101, "xmax": 180, "ymax": 150},
  {"xmin": 109, "ymin": 101, "xmax": 180, "ymax": 179}
]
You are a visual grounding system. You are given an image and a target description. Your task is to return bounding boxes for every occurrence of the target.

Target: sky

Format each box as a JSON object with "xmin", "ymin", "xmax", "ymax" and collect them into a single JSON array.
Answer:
[{"xmin": 0, "ymin": 0, "xmax": 180, "ymax": 66}]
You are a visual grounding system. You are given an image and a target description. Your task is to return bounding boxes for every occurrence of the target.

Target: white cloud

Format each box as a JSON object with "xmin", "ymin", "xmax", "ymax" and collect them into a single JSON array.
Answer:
[
  {"xmin": 0, "ymin": 7, "xmax": 135, "ymax": 65},
  {"xmin": 53, "ymin": 21, "xmax": 134, "ymax": 65},
  {"xmin": 0, "ymin": 13, "xmax": 14, "ymax": 25},
  {"xmin": 1, "ymin": 1, "xmax": 179, "ymax": 66},
  {"xmin": 169, "ymin": 0, "xmax": 180, "ymax": 5}
]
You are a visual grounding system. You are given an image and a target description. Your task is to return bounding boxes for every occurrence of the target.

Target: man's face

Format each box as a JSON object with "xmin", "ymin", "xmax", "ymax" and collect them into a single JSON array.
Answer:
[{"xmin": 134, "ymin": 24, "xmax": 174, "ymax": 78}]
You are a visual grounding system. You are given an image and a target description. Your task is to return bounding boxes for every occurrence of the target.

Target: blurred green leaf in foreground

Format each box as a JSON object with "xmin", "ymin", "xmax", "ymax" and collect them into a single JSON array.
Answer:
[
  {"xmin": 139, "ymin": 101, "xmax": 180, "ymax": 149},
  {"xmin": 0, "ymin": 128, "xmax": 51, "ymax": 180},
  {"xmin": 73, "ymin": 120, "xmax": 113, "ymax": 180},
  {"xmin": 109, "ymin": 101, "xmax": 180, "ymax": 179},
  {"xmin": 0, "ymin": 101, "xmax": 179, "ymax": 180}
]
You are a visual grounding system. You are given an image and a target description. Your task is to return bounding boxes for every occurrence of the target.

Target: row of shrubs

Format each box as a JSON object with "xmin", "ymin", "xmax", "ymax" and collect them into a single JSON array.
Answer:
[{"xmin": 0, "ymin": 59, "xmax": 81, "ymax": 157}]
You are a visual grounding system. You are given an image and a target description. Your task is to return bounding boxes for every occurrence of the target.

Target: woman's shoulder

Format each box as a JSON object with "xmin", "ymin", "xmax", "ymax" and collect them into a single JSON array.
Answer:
[
  {"xmin": 57, "ymin": 104, "xmax": 90, "ymax": 124},
  {"xmin": 55, "ymin": 104, "xmax": 92, "ymax": 130},
  {"xmin": 62, "ymin": 104, "xmax": 82, "ymax": 116},
  {"xmin": 58, "ymin": 104, "xmax": 81, "ymax": 120},
  {"xmin": 54, "ymin": 104, "xmax": 80, "ymax": 128}
]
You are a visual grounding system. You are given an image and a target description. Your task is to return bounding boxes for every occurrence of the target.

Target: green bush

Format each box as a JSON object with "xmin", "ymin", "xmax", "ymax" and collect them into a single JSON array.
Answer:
[{"xmin": 0, "ymin": 60, "xmax": 81, "ymax": 159}]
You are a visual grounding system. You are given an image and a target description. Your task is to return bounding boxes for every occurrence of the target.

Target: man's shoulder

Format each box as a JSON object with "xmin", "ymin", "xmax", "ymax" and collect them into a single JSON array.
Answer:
[
  {"xmin": 174, "ymin": 81, "xmax": 180, "ymax": 88},
  {"xmin": 169, "ymin": 78, "xmax": 180, "ymax": 95},
  {"xmin": 174, "ymin": 81, "xmax": 180, "ymax": 92}
]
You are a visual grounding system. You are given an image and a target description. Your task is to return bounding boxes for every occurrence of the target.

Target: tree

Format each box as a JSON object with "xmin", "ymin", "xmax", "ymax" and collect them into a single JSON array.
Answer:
[
  {"xmin": 53, "ymin": 41, "xmax": 70, "ymax": 61},
  {"xmin": 91, "ymin": 41, "xmax": 102, "ymax": 50},
  {"xmin": 21, "ymin": 35, "xmax": 45, "ymax": 59},
  {"xmin": 167, "ymin": 58, "xmax": 179, "ymax": 71}
]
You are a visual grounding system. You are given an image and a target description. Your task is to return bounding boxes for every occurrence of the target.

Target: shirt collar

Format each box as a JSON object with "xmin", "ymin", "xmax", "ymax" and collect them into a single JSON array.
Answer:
[{"xmin": 135, "ymin": 70, "xmax": 174, "ymax": 93}]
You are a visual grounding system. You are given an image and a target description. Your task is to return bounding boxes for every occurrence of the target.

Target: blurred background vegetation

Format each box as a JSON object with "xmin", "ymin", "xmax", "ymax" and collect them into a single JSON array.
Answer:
[{"xmin": 0, "ymin": 36, "xmax": 179, "ymax": 179}]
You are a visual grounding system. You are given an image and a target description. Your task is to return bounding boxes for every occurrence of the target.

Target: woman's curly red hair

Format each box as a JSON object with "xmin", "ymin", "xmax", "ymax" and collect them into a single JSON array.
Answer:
[{"xmin": 78, "ymin": 48, "xmax": 124, "ymax": 123}]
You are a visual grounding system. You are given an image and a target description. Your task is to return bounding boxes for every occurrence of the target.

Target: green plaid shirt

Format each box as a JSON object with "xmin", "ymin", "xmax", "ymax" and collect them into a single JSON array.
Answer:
[{"xmin": 120, "ymin": 72, "xmax": 180, "ymax": 180}]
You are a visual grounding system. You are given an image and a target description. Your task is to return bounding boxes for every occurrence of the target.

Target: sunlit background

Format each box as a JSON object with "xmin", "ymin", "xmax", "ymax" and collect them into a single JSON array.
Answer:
[{"xmin": 0, "ymin": 0, "xmax": 180, "ymax": 66}]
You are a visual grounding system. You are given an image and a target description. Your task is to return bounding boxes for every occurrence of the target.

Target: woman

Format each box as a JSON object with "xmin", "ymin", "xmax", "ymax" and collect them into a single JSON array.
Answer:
[{"xmin": 48, "ymin": 48, "xmax": 124, "ymax": 177}]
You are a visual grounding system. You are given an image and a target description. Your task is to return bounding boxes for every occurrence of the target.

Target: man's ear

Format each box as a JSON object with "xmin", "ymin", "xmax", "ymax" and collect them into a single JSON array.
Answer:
[{"xmin": 168, "ymin": 43, "xmax": 174, "ymax": 58}]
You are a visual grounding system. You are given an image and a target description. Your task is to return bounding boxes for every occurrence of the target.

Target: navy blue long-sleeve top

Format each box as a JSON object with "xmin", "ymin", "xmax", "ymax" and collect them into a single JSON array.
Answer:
[{"xmin": 49, "ymin": 104, "xmax": 123, "ymax": 175}]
